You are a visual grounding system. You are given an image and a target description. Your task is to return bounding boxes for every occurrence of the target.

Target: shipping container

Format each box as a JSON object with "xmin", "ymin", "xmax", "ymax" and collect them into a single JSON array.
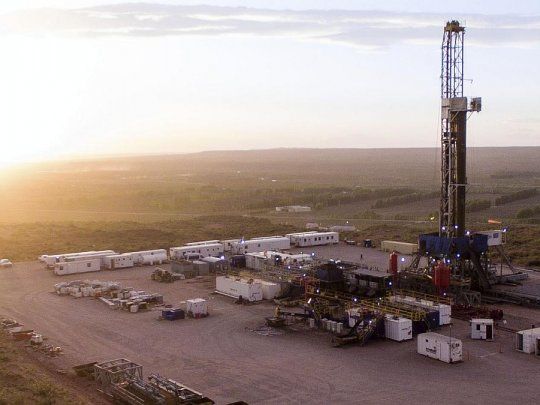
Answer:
[
  {"xmin": 105, "ymin": 254, "xmax": 134, "ymax": 270},
  {"xmin": 287, "ymin": 231, "xmax": 339, "ymax": 247},
  {"xmin": 417, "ymin": 332, "xmax": 462, "ymax": 363},
  {"xmin": 384, "ymin": 315, "xmax": 413, "ymax": 342},
  {"xmin": 515, "ymin": 327, "xmax": 540, "ymax": 353},
  {"xmin": 231, "ymin": 237, "xmax": 290, "ymax": 254},
  {"xmin": 54, "ymin": 259, "xmax": 102, "ymax": 276},
  {"xmin": 170, "ymin": 243, "xmax": 224, "ymax": 260},
  {"xmin": 215, "ymin": 276, "xmax": 262, "ymax": 302},
  {"xmin": 470, "ymin": 319, "xmax": 494, "ymax": 340}
]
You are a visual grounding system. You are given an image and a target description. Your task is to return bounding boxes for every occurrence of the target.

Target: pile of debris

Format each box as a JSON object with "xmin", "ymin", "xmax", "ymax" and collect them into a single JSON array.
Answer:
[
  {"xmin": 151, "ymin": 267, "xmax": 184, "ymax": 283},
  {"xmin": 1, "ymin": 317, "xmax": 62, "ymax": 356},
  {"xmin": 54, "ymin": 280, "xmax": 164, "ymax": 313},
  {"xmin": 54, "ymin": 280, "xmax": 121, "ymax": 297}
]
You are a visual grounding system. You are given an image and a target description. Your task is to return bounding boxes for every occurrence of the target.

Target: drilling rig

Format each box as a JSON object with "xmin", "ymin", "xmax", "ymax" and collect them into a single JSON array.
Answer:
[{"xmin": 398, "ymin": 21, "xmax": 528, "ymax": 305}]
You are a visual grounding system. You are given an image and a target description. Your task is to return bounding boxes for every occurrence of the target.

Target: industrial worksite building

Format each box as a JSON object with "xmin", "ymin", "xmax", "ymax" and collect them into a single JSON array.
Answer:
[
  {"xmin": 231, "ymin": 237, "xmax": 290, "ymax": 254},
  {"xmin": 287, "ymin": 231, "xmax": 339, "ymax": 247}
]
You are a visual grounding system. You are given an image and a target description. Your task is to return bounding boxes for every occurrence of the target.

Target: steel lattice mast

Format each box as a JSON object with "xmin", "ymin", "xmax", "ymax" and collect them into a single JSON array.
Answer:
[{"xmin": 439, "ymin": 21, "xmax": 480, "ymax": 238}]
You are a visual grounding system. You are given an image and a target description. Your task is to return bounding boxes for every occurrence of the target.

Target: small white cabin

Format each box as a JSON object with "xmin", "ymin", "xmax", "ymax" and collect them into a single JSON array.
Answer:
[
  {"xmin": 105, "ymin": 254, "xmax": 134, "ymax": 270},
  {"xmin": 54, "ymin": 259, "xmax": 102, "ymax": 276},
  {"xmin": 287, "ymin": 231, "xmax": 339, "ymax": 247},
  {"xmin": 470, "ymin": 319, "xmax": 494, "ymax": 340}
]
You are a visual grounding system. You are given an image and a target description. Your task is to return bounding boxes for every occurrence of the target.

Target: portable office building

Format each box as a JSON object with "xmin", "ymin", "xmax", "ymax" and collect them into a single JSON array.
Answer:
[
  {"xmin": 130, "ymin": 249, "xmax": 167, "ymax": 265},
  {"xmin": 287, "ymin": 231, "xmax": 339, "ymax": 247},
  {"xmin": 417, "ymin": 332, "xmax": 462, "ymax": 363},
  {"xmin": 231, "ymin": 237, "xmax": 290, "ymax": 254},
  {"xmin": 170, "ymin": 243, "xmax": 224, "ymax": 260},
  {"xmin": 515, "ymin": 327, "xmax": 540, "ymax": 353},
  {"xmin": 384, "ymin": 315, "xmax": 413, "ymax": 342},
  {"xmin": 215, "ymin": 276, "xmax": 263, "ymax": 302},
  {"xmin": 105, "ymin": 254, "xmax": 134, "ymax": 270},
  {"xmin": 54, "ymin": 259, "xmax": 102, "ymax": 276},
  {"xmin": 470, "ymin": 319, "xmax": 494, "ymax": 340}
]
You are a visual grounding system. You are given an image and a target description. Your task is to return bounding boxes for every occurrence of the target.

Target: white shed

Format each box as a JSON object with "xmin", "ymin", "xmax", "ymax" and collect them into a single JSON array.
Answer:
[
  {"xmin": 186, "ymin": 298, "xmax": 208, "ymax": 317},
  {"xmin": 516, "ymin": 327, "xmax": 540, "ymax": 353},
  {"xmin": 470, "ymin": 319, "xmax": 494, "ymax": 340}
]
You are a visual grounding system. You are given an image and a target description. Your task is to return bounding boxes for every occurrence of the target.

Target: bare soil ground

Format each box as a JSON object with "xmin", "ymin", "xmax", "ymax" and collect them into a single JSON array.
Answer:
[{"xmin": 1, "ymin": 259, "xmax": 540, "ymax": 404}]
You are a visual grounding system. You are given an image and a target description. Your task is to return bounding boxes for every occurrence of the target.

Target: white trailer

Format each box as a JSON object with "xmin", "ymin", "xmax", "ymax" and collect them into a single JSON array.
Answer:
[
  {"xmin": 470, "ymin": 319, "xmax": 494, "ymax": 340},
  {"xmin": 231, "ymin": 237, "xmax": 290, "ymax": 254},
  {"xmin": 170, "ymin": 243, "xmax": 224, "ymax": 260},
  {"xmin": 54, "ymin": 259, "xmax": 102, "ymax": 276},
  {"xmin": 245, "ymin": 251, "xmax": 312, "ymax": 271},
  {"xmin": 254, "ymin": 279, "xmax": 281, "ymax": 300},
  {"xmin": 105, "ymin": 254, "xmax": 134, "ymax": 270},
  {"xmin": 215, "ymin": 276, "xmax": 263, "ymax": 302},
  {"xmin": 185, "ymin": 240, "xmax": 220, "ymax": 246},
  {"xmin": 417, "ymin": 332, "xmax": 462, "ymax": 363},
  {"xmin": 287, "ymin": 231, "xmax": 339, "ymax": 247},
  {"xmin": 384, "ymin": 315, "xmax": 413, "ymax": 342},
  {"xmin": 516, "ymin": 327, "xmax": 540, "ymax": 353},
  {"xmin": 129, "ymin": 249, "xmax": 167, "ymax": 265},
  {"xmin": 42, "ymin": 250, "xmax": 116, "ymax": 268},
  {"xmin": 220, "ymin": 239, "xmax": 241, "ymax": 252}
]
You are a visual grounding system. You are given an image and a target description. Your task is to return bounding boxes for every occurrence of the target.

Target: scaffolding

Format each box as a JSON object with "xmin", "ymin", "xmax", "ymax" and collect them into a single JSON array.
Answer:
[{"xmin": 94, "ymin": 359, "xmax": 143, "ymax": 390}]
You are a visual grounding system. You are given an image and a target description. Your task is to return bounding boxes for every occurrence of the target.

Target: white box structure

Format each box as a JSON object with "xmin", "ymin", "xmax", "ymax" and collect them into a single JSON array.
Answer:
[
  {"xmin": 384, "ymin": 315, "xmax": 413, "ymax": 342},
  {"xmin": 42, "ymin": 250, "xmax": 116, "ymax": 268},
  {"xmin": 215, "ymin": 276, "xmax": 262, "ymax": 302},
  {"xmin": 470, "ymin": 319, "xmax": 494, "ymax": 340},
  {"xmin": 231, "ymin": 237, "xmax": 290, "ymax": 254},
  {"xmin": 287, "ymin": 231, "xmax": 339, "ymax": 247},
  {"xmin": 54, "ymin": 259, "xmax": 102, "ymax": 276},
  {"xmin": 186, "ymin": 298, "xmax": 208, "ymax": 317},
  {"xmin": 245, "ymin": 251, "xmax": 312, "ymax": 271},
  {"xmin": 220, "ymin": 239, "xmax": 241, "ymax": 252},
  {"xmin": 105, "ymin": 254, "xmax": 134, "ymax": 270},
  {"xmin": 185, "ymin": 240, "xmax": 220, "ymax": 246},
  {"xmin": 254, "ymin": 280, "xmax": 281, "ymax": 300},
  {"xmin": 170, "ymin": 243, "xmax": 224, "ymax": 260},
  {"xmin": 417, "ymin": 332, "xmax": 462, "ymax": 363},
  {"xmin": 516, "ymin": 327, "xmax": 540, "ymax": 354},
  {"xmin": 130, "ymin": 249, "xmax": 167, "ymax": 265},
  {"xmin": 389, "ymin": 295, "xmax": 451, "ymax": 325}
]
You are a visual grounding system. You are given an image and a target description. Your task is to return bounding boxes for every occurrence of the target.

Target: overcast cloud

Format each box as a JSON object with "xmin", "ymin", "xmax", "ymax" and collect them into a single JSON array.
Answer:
[{"xmin": 1, "ymin": 3, "xmax": 540, "ymax": 49}]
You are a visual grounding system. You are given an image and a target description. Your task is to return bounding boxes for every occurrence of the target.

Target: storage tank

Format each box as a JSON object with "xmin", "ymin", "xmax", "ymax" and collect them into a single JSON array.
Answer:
[{"xmin": 389, "ymin": 252, "xmax": 398, "ymax": 275}]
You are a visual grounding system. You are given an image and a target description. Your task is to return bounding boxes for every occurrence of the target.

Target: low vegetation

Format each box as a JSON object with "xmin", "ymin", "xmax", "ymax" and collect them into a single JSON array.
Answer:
[
  {"xmin": 494, "ymin": 188, "xmax": 537, "ymax": 205},
  {"xmin": 516, "ymin": 205, "xmax": 540, "ymax": 219},
  {"xmin": 0, "ymin": 216, "xmax": 297, "ymax": 262},
  {"xmin": 371, "ymin": 191, "xmax": 438, "ymax": 209},
  {"xmin": 0, "ymin": 333, "xmax": 85, "ymax": 404},
  {"xmin": 466, "ymin": 199, "xmax": 492, "ymax": 213}
]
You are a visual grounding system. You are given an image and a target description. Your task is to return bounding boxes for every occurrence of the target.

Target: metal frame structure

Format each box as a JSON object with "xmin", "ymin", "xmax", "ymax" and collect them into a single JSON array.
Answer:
[
  {"xmin": 440, "ymin": 20, "xmax": 468, "ymax": 238},
  {"xmin": 94, "ymin": 358, "xmax": 143, "ymax": 390}
]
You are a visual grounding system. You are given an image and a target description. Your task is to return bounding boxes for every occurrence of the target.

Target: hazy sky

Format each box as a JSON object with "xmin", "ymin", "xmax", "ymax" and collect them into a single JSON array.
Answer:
[{"xmin": 0, "ymin": 1, "xmax": 539, "ymax": 164}]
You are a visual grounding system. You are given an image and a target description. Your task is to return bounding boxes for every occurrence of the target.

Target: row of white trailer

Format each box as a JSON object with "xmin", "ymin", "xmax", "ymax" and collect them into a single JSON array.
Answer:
[{"xmin": 40, "ymin": 249, "xmax": 168, "ymax": 276}]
